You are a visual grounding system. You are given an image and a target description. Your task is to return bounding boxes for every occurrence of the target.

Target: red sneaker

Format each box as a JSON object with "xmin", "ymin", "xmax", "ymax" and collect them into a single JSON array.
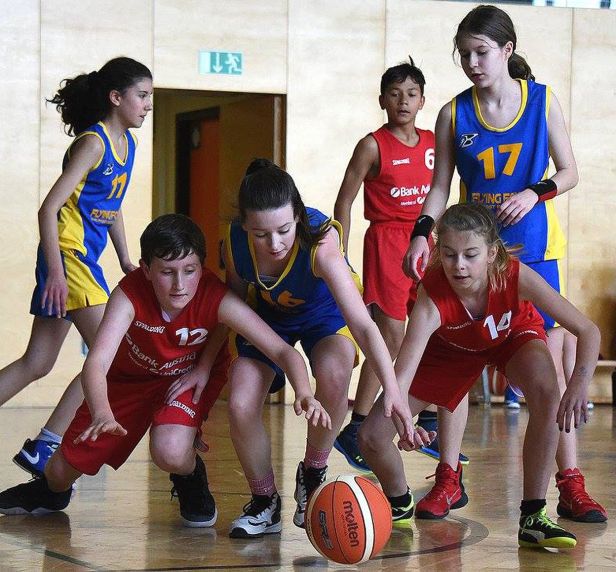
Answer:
[
  {"xmin": 556, "ymin": 468, "xmax": 607, "ymax": 523},
  {"xmin": 415, "ymin": 462, "xmax": 469, "ymax": 520}
]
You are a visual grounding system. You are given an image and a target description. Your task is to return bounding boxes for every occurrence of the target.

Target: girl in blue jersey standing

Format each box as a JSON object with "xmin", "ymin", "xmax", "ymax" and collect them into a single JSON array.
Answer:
[
  {"xmin": 222, "ymin": 159, "xmax": 414, "ymax": 538},
  {"xmin": 0, "ymin": 57, "xmax": 153, "ymax": 477},
  {"xmin": 403, "ymin": 5, "xmax": 606, "ymax": 524}
]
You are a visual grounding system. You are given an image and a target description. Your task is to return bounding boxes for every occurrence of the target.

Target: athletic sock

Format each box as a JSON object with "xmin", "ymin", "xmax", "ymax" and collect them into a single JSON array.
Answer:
[
  {"xmin": 303, "ymin": 443, "xmax": 330, "ymax": 470},
  {"xmin": 248, "ymin": 470, "xmax": 277, "ymax": 497},
  {"xmin": 520, "ymin": 499, "xmax": 547, "ymax": 516},
  {"xmin": 350, "ymin": 411, "xmax": 366, "ymax": 425},
  {"xmin": 35, "ymin": 427, "xmax": 62, "ymax": 445}
]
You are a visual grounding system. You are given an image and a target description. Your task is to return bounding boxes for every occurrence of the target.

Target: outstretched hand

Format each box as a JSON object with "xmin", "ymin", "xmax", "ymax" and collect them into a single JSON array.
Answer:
[
  {"xmin": 557, "ymin": 385, "xmax": 589, "ymax": 433},
  {"xmin": 383, "ymin": 390, "xmax": 415, "ymax": 444},
  {"xmin": 74, "ymin": 415, "xmax": 127, "ymax": 444},
  {"xmin": 165, "ymin": 368, "xmax": 210, "ymax": 405},
  {"xmin": 294, "ymin": 395, "xmax": 332, "ymax": 429}
]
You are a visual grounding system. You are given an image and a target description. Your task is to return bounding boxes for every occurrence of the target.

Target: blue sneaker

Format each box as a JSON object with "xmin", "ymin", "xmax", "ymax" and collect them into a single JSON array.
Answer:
[
  {"xmin": 417, "ymin": 436, "xmax": 470, "ymax": 465},
  {"xmin": 13, "ymin": 439, "xmax": 58, "ymax": 478},
  {"xmin": 504, "ymin": 385, "xmax": 521, "ymax": 410},
  {"xmin": 333, "ymin": 422, "xmax": 371, "ymax": 472}
]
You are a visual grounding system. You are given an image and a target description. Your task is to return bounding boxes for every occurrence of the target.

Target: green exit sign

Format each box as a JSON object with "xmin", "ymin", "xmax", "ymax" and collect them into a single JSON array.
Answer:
[{"xmin": 199, "ymin": 51, "xmax": 243, "ymax": 75}]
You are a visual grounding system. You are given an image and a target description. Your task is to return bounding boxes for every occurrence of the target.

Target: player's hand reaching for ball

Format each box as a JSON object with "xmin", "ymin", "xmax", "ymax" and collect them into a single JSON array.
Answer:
[
  {"xmin": 74, "ymin": 413, "xmax": 128, "ymax": 444},
  {"xmin": 397, "ymin": 425, "xmax": 436, "ymax": 452},
  {"xmin": 295, "ymin": 395, "xmax": 332, "ymax": 429}
]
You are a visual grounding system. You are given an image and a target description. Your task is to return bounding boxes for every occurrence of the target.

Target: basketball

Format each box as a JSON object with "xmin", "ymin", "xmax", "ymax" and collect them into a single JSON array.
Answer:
[
  {"xmin": 487, "ymin": 365, "xmax": 508, "ymax": 396},
  {"xmin": 305, "ymin": 475, "xmax": 392, "ymax": 564}
]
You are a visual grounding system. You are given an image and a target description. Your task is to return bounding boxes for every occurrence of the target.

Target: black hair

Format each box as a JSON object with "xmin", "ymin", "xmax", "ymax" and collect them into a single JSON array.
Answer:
[
  {"xmin": 238, "ymin": 159, "xmax": 329, "ymax": 250},
  {"xmin": 47, "ymin": 57, "xmax": 152, "ymax": 136},
  {"xmin": 454, "ymin": 4, "xmax": 534, "ymax": 81},
  {"xmin": 140, "ymin": 214, "xmax": 206, "ymax": 266},
  {"xmin": 380, "ymin": 56, "xmax": 426, "ymax": 95}
]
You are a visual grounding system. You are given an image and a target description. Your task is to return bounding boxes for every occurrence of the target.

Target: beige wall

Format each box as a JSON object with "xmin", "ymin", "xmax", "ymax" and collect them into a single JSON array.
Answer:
[{"xmin": 2, "ymin": 0, "xmax": 615, "ymax": 406}]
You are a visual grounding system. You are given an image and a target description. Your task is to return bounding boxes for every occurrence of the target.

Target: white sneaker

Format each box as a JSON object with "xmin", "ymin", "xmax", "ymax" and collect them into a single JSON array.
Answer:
[
  {"xmin": 293, "ymin": 461, "xmax": 327, "ymax": 528},
  {"xmin": 229, "ymin": 492, "xmax": 281, "ymax": 538}
]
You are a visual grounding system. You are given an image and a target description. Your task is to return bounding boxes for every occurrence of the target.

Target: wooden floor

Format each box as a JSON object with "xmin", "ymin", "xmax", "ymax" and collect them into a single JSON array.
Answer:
[{"xmin": 0, "ymin": 403, "xmax": 614, "ymax": 571}]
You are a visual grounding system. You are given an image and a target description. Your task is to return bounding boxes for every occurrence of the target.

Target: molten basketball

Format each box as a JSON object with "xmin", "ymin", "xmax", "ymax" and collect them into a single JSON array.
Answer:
[
  {"xmin": 487, "ymin": 364, "xmax": 508, "ymax": 396},
  {"xmin": 305, "ymin": 475, "xmax": 392, "ymax": 564}
]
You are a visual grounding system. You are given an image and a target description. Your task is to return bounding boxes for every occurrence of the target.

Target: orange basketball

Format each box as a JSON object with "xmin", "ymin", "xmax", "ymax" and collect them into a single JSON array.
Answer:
[
  {"xmin": 487, "ymin": 364, "xmax": 508, "ymax": 396},
  {"xmin": 305, "ymin": 475, "xmax": 392, "ymax": 565}
]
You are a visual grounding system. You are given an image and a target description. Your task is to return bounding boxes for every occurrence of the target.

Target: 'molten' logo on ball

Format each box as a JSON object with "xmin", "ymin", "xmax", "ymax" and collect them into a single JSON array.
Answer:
[
  {"xmin": 318, "ymin": 511, "xmax": 333, "ymax": 550},
  {"xmin": 343, "ymin": 500, "xmax": 360, "ymax": 547}
]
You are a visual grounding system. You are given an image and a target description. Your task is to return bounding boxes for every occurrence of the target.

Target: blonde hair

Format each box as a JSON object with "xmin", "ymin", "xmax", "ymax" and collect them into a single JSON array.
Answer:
[{"xmin": 430, "ymin": 203, "xmax": 516, "ymax": 291}]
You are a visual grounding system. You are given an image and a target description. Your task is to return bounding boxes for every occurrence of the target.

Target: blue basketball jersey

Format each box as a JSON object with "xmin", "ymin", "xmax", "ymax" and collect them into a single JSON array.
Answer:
[
  {"xmin": 226, "ymin": 207, "xmax": 352, "ymax": 326},
  {"xmin": 57, "ymin": 122, "xmax": 137, "ymax": 261},
  {"xmin": 452, "ymin": 79, "xmax": 565, "ymax": 262}
]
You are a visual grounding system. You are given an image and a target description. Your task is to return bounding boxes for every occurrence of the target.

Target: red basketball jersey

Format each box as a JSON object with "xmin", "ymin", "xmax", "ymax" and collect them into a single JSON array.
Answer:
[
  {"xmin": 422, "ymin": 259, "xmax": 538, "ymax": 352},
  {"xmin": 109, "ymin": 267, "xmax": 228, "ymax": 381},
  {"xmin": 363, "ymin": 126, "xmax": 435, "ymax": 223}
]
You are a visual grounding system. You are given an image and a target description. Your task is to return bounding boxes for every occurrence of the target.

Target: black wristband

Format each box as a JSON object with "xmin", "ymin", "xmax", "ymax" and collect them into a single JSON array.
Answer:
[
  {"xmin": 411, "ymin": 215, "xmax": 435, "ymax": 240},
  {"xmin": 528, "ymin": 179, "xmax": 557, "ymax": 202}
]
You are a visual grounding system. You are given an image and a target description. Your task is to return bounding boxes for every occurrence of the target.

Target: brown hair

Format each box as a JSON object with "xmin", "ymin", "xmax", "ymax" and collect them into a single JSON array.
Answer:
[
  {"xmin": 453, "ymin": 4, "xmax": 534, "ymax": 81},
  {"xmin": 430, "ymin": 203, "xmax": 515, "ymax": 291}
]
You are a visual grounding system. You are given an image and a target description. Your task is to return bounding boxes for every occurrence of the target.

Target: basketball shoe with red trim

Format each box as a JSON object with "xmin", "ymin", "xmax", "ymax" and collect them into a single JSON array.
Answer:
[
  {"xmin": 415, "ymin": 462, "xmax": 468, "ymax": 520},
  {"xmin": 556, "ymin": 468, "xmax": 607, "ymax": 523}
]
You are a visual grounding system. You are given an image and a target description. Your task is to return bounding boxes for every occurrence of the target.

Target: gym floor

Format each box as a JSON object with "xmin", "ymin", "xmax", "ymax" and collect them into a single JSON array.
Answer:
[{"xmin": 0, "ymin": 402, "xmax": 614, "ymax": 570}]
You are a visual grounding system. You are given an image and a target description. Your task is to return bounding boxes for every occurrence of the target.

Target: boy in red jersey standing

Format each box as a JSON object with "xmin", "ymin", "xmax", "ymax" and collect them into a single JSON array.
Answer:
[
  {"xmin": 0, "ymin": 215, "xmax": 329, "ymax": 526},
  {"xmin": 334, "ymin": 59, "xmax": 466, "ymax": 472}
]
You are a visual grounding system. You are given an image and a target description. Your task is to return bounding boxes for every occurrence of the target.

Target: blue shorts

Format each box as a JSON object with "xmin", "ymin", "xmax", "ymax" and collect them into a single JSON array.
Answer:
[
  {"xmin": 235, "ymin": 314, "xmax": 359, "ymax": 393},
  {"xmin": 30, "ymin": 245, "xmax": 109, "ymax": 319},
  {"xmin": 526, "ymin": 259, "xmax": 565, "ymax": 330}
]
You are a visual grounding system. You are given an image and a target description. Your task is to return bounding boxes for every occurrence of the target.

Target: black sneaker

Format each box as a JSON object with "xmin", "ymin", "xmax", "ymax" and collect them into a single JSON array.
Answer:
[
  {"xmin": 293, "ymin": 461, "xmax": 327, "ymax": 528},
  {"xmin": 518, "ymin": 507, "xmax": 577, "ymax": 549},
  {"xmin": 390, "ymin": 489, "xmax": 415, "ymax": 524},
  {"xmin": 170, "ymin": 455, "xmax": 217, "ymax": 527},
  {"xmin": 334, "ymin": 422, "xmax": 371, "ymax": 472},
  {"xmin": 229, "ymin": 492, "xmax": 282, "ymax": 538},
  {"xmin": 0, "ymin": 477, "xmax": 71, "ymax": 515}
]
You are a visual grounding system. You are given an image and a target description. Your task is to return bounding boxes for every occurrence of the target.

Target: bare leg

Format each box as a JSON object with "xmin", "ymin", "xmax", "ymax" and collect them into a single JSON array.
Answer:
[
  {"xmin": 150, "ymin": 424, "xmax": 198, "ymax": 474},
  {"xmin": 0, "ymin": 316, "xmax": 71, "ymax": 406},
  {"xmin": 352, "ymin": 307, "xmax": 406, "ymax": 415},
  {"xmin": 359, "ymin": 393, "xmax": 429, "ymax": 496},
  {"xmin": 436, "ymin": 396, "xmax": 469, "ymax": 469},
  {"xmin": 227, "ymin": 358, "xmax": 274, "ymax": 480},
  {"xmin": 506, "ymin": 340, "xmax": 560, "ymax": 500},
  {"xmin": 310, "ymin": 335, "xmax": 356, "ymax": 449},
  {"xmin": 546, "ymin": 327, "xmax": 578, "ymax": 472},
  {"xmin": 45, "ymin": 449, "xmax": 82, "ymax": 492},
  {"xmin": 43, "ymin": 304, "xmax": 106, "ymax": 435}
]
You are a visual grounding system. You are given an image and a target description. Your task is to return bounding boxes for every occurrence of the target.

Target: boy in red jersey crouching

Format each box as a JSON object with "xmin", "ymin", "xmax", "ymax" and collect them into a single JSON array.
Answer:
[{"xmin": 0, "ymin": 215, "xmax": 329, "ymax": 526}]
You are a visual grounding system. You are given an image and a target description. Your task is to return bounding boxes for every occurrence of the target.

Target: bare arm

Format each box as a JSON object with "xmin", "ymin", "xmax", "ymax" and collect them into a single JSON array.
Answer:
[
  {"xmin": 38, "ymin": 135, "xmax": 104, "ymax": 317},
  {"xmin": 403, "ymin": 103, "xmax": 456, "ymax": 279},
  {"xmin": 333, "ymin": 135, "xmax": 378, "ymax": 253},
  {"xmin": 313, "ymin": 229, "xmax": 414, "ymax": 438},
  {"xmin": 218, "ymin": 289, "xmax": 330, "ymax": 428},
  {"xmin": 75, "ymin": 287, "xmax": 135, "ymax": 442},
  {"xmin": 394, "ymin": 286, "xmax": 441, "ymax": 395},
  {"xmin": 518, "ymin": 264, "xmax": 599, "ymax": 431},
  {"xmin": 108, "ymin": 208, "xmax": 137, "ymax": 274}
]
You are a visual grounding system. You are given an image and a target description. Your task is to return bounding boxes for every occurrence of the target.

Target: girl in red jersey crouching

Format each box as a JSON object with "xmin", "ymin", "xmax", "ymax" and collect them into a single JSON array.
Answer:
[{"xmin": 360, "ymin": 203, "xmax": 600, "ymax": 549}]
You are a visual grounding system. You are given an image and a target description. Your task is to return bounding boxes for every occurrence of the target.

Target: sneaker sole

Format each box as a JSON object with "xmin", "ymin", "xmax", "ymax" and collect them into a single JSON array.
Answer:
[
  {"xmin": 333, "ymin": 439, "xmax": 372, "ymax": 473},
  {"xmin": 229, "ymin": 521, "xmax": 282, "ymax": 539},
  {"xmin": 416, "ymin": 447, "xmax": 470, "ymax": 466},
  {"xmin": 416, "ymin": 492, "xmax": 469, "ymax": 520},
  {"xmin": 181, "ymin": 507, "xmax": 218, "ymax": 528},
  {"xmin": 0, "ymin": 506, "xmax": 60, "ymax": 516},
  {"xmin": 12, "ymin": 456, "xmax": 44, "ymax": 479},
  {"xmin": 557, "ymin": 505, "xmax": 608, "ymax": 523},
  {"xmin": 518, "ymin": 537, "xmax": 577, "ymax": 550}
]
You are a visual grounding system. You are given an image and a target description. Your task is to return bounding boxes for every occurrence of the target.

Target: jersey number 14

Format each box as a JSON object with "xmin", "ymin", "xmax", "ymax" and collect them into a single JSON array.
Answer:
[{"xmin": 483, "ymin": 311, "xmax": 512, "ymax": 340}]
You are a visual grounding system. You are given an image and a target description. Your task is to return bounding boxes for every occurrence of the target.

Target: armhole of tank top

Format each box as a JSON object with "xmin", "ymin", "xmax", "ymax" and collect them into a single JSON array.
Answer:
[
  {"xmin": 545, "ymin": 85, "xmax": 552, "ymax": 121},
  {"xmin": 371, "ymin": 131, "xmax": 384, "ymax": 179},
  {"xmin": 450, "ymin": 98, "xmax": 457, "ymax": 135},
  {"xmin": 224, "ymin": 224, "xmax": 237, "ymax": 276},
  {"xmin": 129, "ymin": 130, "xmax": 138, "ymax": 147},
  {"xmin": 68, "ymin": 131, "xmax": 105, "ymax": 172}
]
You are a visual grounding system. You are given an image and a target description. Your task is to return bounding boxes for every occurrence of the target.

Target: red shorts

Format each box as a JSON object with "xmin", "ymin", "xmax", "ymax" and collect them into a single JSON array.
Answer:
[
  {"xmin": 61, "ymin": 351, "xmax": 229, "ymax": 475},
  {"xmin": 363, "ymin": 222, "xmax": 418, "ymax": 321},
  {"xmin": 409, "ymin": 308, "xmax": 546, "ymax": 411}
]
